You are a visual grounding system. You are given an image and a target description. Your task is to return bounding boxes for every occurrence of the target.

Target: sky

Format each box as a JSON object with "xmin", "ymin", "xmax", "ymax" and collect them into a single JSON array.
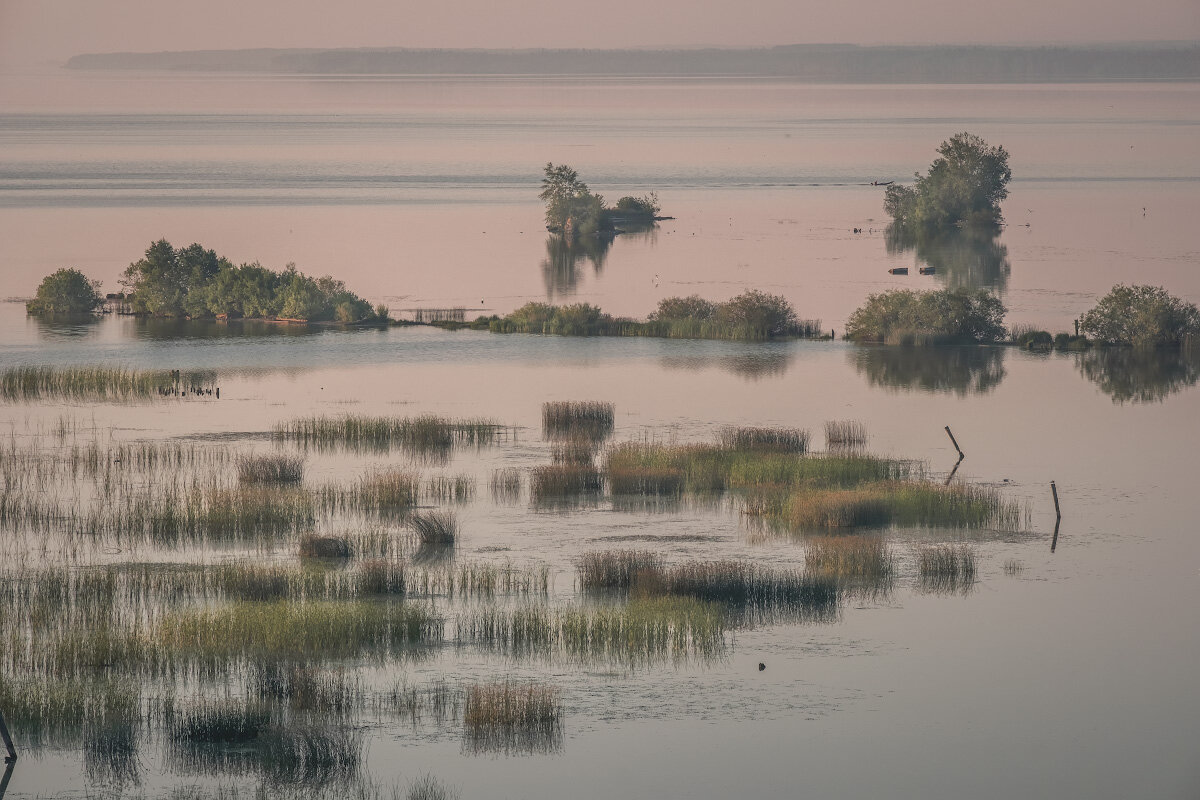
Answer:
[{"xmin": 0, "ymin": 0, "xmax": 1198, "ymax": 68}]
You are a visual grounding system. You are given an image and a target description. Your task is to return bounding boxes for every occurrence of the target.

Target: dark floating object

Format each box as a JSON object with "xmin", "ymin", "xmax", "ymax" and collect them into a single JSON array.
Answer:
[
  {"xmin": 919, "ymin": 266, "xmax": 936, "ymax": 275},
  {"xmin": 758, "ymin": 662, "xmax": 766, "ymax": 671},
  {"xmin": 871, "ymin": 180, "xmax": 894, "ymax": 186},
  {"xmin": 888, "ymin": 267, "xmax": 909, "ymax": 275}
]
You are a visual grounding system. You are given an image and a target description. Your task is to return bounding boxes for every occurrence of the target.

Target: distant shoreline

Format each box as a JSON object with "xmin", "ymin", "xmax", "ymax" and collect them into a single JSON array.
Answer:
[{"xmin": 65, "ymin": 43, "xmax": 1200, "ymax": 83}]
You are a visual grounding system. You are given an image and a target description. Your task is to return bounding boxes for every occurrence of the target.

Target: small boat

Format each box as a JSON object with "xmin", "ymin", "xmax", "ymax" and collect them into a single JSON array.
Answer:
[
  {"xmin": 871, "ymin": 180, "xmax": 895, "ymax": 186},
  {"xmin": 919, "ymin": 267, "xmax": 936, "ymax": 275},
  {"xmin": 888, "ymin": 267, "xmax": 909, "ymax": 276}
]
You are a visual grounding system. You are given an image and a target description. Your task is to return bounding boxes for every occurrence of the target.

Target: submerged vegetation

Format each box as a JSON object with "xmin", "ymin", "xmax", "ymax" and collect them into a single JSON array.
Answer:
[
  {"xmin": 274, "ymin": 415, "xmax": 508, "ymax": 455},
  {"xmin": 1, "ymin": 365, "xmax": 216, "ymax": 402},
  {"xmin": 463, "ymin": 680, "xmax": 562, "ymax": 755}
]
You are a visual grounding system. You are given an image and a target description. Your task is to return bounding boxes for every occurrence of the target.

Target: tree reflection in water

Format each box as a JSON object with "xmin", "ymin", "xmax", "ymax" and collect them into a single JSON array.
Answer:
[
  {"xmin": 541, "ymin": 226, "xmax": 657, "ymax": 299},
  {"xmin": 885, "ymin": 224, "xmax": 1010, "ymax": 291},
  {"xmin": 1077, "ymin": 346, "xmax": 1200, "ymax": 404},
  {"xmin": 852, "ymin": 345, "xmax": 1007, "ymax": 396}
]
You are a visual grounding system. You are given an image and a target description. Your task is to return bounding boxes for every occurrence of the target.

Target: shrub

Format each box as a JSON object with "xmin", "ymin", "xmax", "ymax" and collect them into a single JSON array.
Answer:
[
  {"xmin": 1079, "ymin": 284, "xmax": 1200, "ymax": 347},
  {"xmin": 650, "ymin": 295, "xmax": 717, "ymax": 322},
  {"xmin": 26, "ymin": 268, "xmax": 104, "ymax": 315},
  {"xmin": 885, "ymin": 132, "xmax": 1011, "ymax": 228},
  {"xmin": 715, "ymin": 290, "xmax": 800, "ymax": 338},
  {"xmin": 845, "ymin": 288, "xmax": 1007, "ymax": 344}
]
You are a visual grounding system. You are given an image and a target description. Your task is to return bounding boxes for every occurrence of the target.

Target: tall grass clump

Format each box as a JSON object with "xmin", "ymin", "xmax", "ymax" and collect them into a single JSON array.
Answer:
[
  {"xmin": 654, "ymin": 561, "xmax": 842, "ymax": 625},
  {"xmin": 250, "ymin": 665, "xmax": 363, "ymax": 714},
  {"xmin": 238, "ymin": 453, "xmax": 304, "ymax": 485},
  {"xmin": 824, "ymin": 420, "xmax": 868, "ymax": 449},
  {"xmin": 719, "ymin": 426, "xmax": 809, "ymax": 453},
  {"xmin": 300, "ymin": 534, "xmax": 353, "ymax": 559},
  {"xmin": 542, "ymin": 401, "xmax": 615, "ymax": 441},
  {"xmin": 917, "ymin": 544, "xmax": 978, "ymax": 594},
  {"xmin": 410, "ymin": 510, "xmax": 458, "ymax": 545},
  {"xmin": 424, "ymin": 474, "xmax": 475, "ymax": 504},
  {"xmin": 406, "ymin": 775, "xmax": 462, "ymax": 800},
  {"xmin": 489, "ymin": 467, "xmax": 522, "ymax": 504},
  {"xmin": 462, "ymin": 680, "xmax": 563, "ymax": 755},
  {"xmin": 318, "ymin": 468, "xmax": 419, "ymax": 518},
  {"xmin": 576, "ymin": 550, "xmax": 664, "ymax": 590},
  {"xmin": 769, "ymin": 481, "xmax": 1023, "ymax": 531},
  {"xmin": 274, "ymin": 415, "xmax": 507, "ymax": 455},
  {"xmin": 0, "ymin": 676, "xmax": 139, "ymax": 748},
  {"xmin": 529, "ymin": 464, "xmax": 603, "ymax": 504}
]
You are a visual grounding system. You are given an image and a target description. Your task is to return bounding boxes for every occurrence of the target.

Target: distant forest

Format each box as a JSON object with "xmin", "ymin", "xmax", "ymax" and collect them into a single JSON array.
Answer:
[{"xmin": 66, "ymin": 43, "xmax": 1200, "ymax": 82}]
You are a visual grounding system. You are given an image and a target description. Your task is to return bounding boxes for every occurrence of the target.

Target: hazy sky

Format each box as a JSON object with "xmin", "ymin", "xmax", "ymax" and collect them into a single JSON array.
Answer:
[{"xmin": 1, "ymin": 0, "xmax": 1197, "ymax": 68}]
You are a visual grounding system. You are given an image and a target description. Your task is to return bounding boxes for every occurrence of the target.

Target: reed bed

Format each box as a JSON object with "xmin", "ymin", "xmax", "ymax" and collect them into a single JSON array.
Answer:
[
  {"xmin": 550, "ymin": 437, "xmax": 600, "ymax": 466},
  {"xmin": 576, "ymin": 550, "xmax": 664, "ymax": 590},
  {"xmin": 273, "ymin": 415, "xmax": 507, "ymax": 455},
  {"xmin": 168, "ymin": 705, "xmax": 362, "ymax": 785},
  {"xmin": 803, "ymin": 535, "xmax": 894, "ymax": 584},
  {"xmin": 824, "ymin": 420, "xmax": 868, "ymax": 449},
  {"xmin": 409, "ymin": 510, "xmax": 458, "ymax": 545},
  {"xmin": 541, "ymin": 401, "xmax": 615, "ymax": 441},
  {"xmin": 406, "ymin": 775, "xmax": 462, "ymax": 800},
  {"xmin": 1003, "ymin": 558, "xmax": 1024, "ymax": 576},
  {"xmin": 0, "ymin": 675, "xmax": 139, "ymax": 748},
  {"xmin": 317, "ymin": 468, "xmax": 419, "ymax": 518},
  {"xmin": 718, "ymin": 426, "xmax": 809, "ymax": 454},
  {"xmin": 408, "ymin": 562, "xmax": 551, "ymax": 598},
  {"xmin": 488, "ymin": 467, "xmax": 522, "ymax": 504},
  {"xmin": 917, "ymin": 544, "xmax": 978, "ymax": 594},
  {"xmin": 763, "ymin": 482, "xmax": 1024, "ymax": 531},
  {"xmin": 0, "ymin": 365, "xmax": 215, "ymax": 402},
  {"xmin": 238, "ymin": 453, "xmax": 304, "ymax": 485},
  {"xmin": 462, "ymin": 680, "xmax": 562, "ymax": 755},
  {"xmin": 423, "ymin": 474, "xmax": 475, "ymax": 504},
  {"xmin": 529, "ymin": 464, "xmax": 603, "ymax": 503},
  {"xmin": 381, "ymin": 678, "xmax": 463, "ymax": 726},
  {"xmin": 456, "ymin": 596, "xmax": 727, "ymax": 665},
  {"xmin": 250, "ymin": 665, "xmax": 362, "ymax": 714},
  {"xmin": 300, "ymin": 534, "xmax": 354, "ymax": 559}
]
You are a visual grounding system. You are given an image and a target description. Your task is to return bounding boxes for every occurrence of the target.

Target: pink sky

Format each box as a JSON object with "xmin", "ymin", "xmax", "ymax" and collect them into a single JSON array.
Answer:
[{"xmin": 1, "ymin": 0, "xmax": 1197, "ymax": 69}]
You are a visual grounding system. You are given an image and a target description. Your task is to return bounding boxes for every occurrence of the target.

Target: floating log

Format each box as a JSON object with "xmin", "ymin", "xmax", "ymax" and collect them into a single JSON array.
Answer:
[
  {"xmin": 919, "ymin": 266, "xmax": 936, "ymax": 275},
  {"xmin": 888, "ymin": 267, "xmax": 909, "ymax": 275}
]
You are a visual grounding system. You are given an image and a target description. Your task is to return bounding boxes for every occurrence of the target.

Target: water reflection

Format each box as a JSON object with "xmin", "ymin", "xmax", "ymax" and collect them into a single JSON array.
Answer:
[
  {"xmin": 132, "ymin": 317, "xmax": 328, "ymax": 341},
  {"xmin": 851, "ymin": 345, "xmax": 1007, "ymax": 395},
  {"xmin": 29, "ymin": 313, "xmax": 103, "ymax": 339},
  {"xmin": 1076, "ymin": 347, "xmax": 1200, "ymax": 404},
  {"xmin": 660, "ymin": 348, "xmax": 794, "ymax": 380},
  {"xmin": 541, "ymin": 227, "xmax": 657, "ymax": 299},
  {"xmin": 885, "ymin": 224, "xmax": 1010, "ymax": 291}
]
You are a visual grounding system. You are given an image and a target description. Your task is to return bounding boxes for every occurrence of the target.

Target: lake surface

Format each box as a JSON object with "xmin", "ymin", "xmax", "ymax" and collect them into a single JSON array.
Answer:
[{"xmin": 0, "ymin": 71, "xmax": 1198, "ymax": 799}]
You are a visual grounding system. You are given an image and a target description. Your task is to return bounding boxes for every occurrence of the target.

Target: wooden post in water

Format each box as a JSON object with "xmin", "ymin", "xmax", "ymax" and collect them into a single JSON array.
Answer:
[
  {"xmin": 1, "ymin": 758, "xmax": 14, "ymax": 800},
  {"xmin": 1051, "ymin": 481, "xmax": 1062, "ymax": 519},
  {"xmin": 1051, "ymin": 517, "xmax": 1061, "ymax": 553},
  {"xmin": 0, "ymin": 707, "xmax": 16, "ymax": 763},
  {"xmin": 944, "ymin": 426, "xmax": 964, "ymax": 459}
]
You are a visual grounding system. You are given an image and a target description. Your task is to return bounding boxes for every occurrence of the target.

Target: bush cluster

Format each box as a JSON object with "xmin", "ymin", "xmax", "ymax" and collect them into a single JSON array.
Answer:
[
  {"xmin": 845, "ymin": 288, "xmax": 1007, "ymax": 344},
  {"xmin": 884, "ymin": 132, "xmax": 1011, "ymax": 229},
  {"xmin": 1080, "ymin": 284, "xmax": 1199, "ymax": 348}
]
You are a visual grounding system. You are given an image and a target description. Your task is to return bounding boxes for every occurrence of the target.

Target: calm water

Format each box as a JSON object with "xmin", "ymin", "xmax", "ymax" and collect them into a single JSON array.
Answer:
[{"xmin": 0, "ymin": 71, "xmax": 1198, "ymax": 799}]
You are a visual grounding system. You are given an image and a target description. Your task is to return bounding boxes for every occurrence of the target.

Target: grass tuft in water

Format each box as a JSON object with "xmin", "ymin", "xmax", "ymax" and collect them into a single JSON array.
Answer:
[
  {"xmin": 274, "ymin": 414, "xmax": 507, "ymax": 455},
  {"xmin": 489, "ymin": 467, "xmax": 522, "ymax": 504},
  {"xmin": 410, "ymin": 510, "xmax": 458, "ymax": 545},
  {"xmin": 300, "ymin": 534, "xmax": 353, "ymax": 559},
  {"xmin": 237, "ymin": 453, "xmax": 304, "ymax": 485},
  {"xmin": 576, "ymin": 550, "xmax": 664, "ymax": 590},
  {"xmin": 718, "ymin": 426, "xmax": 809, "ymax": 453},
  {"xmin": 462, "ymin": 680, "xmax": 562, "ymax": 755},
  {"xmin": 824, "ymin": 420, "xmax": 868, "ymax": 449},
  {"xmin": 542, "ymin": 401, "xmax": 614, "ymax": 442},
  {"xmin": 917, "ymin": 544, "xmax": 978, "ymax": 594}
]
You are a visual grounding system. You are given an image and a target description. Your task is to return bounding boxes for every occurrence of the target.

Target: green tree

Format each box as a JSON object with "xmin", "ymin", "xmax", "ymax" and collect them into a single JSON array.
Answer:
[
  {"xmin": 26, "ymin": 268, "xmax": 104, "ymax": 315},
  {"xmin": 885, "ymin": 132, "xmax": 1011, "ymax": 229},
  {"xmin": 845, "ymin": 288, "xmax": 1007, "ymax": 344},
  {"xmin": 1080, "ymin": 284, "xmax": 1200, "ymax": 347}
]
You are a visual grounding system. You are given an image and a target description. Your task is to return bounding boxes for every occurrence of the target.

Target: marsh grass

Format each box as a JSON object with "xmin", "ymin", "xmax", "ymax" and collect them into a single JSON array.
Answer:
[
  {"xmin": 410, "ymin": 510, "xmax": 458, "ymax": 545},
  {"xmin": 300, "ymin": 535, "xmax": 353, "ymax": 559},
  {"xmin": 719, "ymin": 426, "xmax": 809, "ymax": 453},
  {"xmin": 653, "ymin": 561, "xmax": 842, "ymax": 625},
  {"xmin": 238, "ymin": 454, "xmax": 304, "ymax": 485},
  {"xmin": 529, "ymin": 464, "xmax": 603, "ymax": 504},
  {"xmin": 824, "ymin": 420, "xmax": 868, "ymax": 449},
  {"xmin": 542, "ymin": 401, "xmax": 614, "ymax": 441},
  {"xmin": 408, "ymin": 562, "xmax": 551, "ymax": 598},
  {"xmin": 488, "ymin": 468, "xmax": 522, "ymax": 504},
  {"xmin": 423, "ymin": 474, "xmax": 475, "ymax": 504},
  {"xmin": 84, "ymin": 716, "xmax": 141, "ymax": 787},
  {"xmin": 1, "ymin": 366, "xmax": 216, "ymax": 402},
  {"xmin": 251, "ymin": 665, "xmax": 362, "ymax": 714},
  {"xmin": 381, "ymin": 678, "xmax": 463, "ymax": 726},
  {"xmin": 406, "ymin": 774, "xmax": 462, "ymax": 800},
  {"xmin": 576, "ymin": 550, "xmax": 664, "ymax": 590},
  {"xmin": 463, "ymin": 680, "xmax": 562, "ymax": 755},
  {"xmin": 1003, "ymin": 558, "xmax": 1024, "ymax": 576},
  {"xmin": 457, "ymin": 596, "xmax": 726, "ymax": 665},
  {"xmin": 917, "ymin": 544, "xmax": 978, "ymax": 594},
  {"xmin": 765, "ymin": 482, "xmax": 1023, "ymax": 531},
  {"xmin": 318, "ymin": 468, "xmax": 419, "ymax": 518},
  {"xmin": 550, "ymin": 437, "xmax": 599, "ymax": 466},
  {"xmin": 0, "ymin": 675, "xmax": 139, "ymax": 748},
  {"xmin": 274, "ymin": 415, "xmax": 508, "ymax": 456}
]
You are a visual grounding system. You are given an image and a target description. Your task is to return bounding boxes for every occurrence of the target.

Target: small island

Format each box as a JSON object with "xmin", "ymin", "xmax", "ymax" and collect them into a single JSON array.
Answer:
[{"xmin": 539, "ymin": 163, "xmax": 663, "ymax": 239}]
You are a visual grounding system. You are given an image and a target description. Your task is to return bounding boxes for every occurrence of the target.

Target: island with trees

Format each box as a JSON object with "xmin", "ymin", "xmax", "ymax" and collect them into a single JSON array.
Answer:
[
  {"xmin": 539, "ymin": 163, "xmax": 663, "ymax": 239},
  {"xmin": 26, "ymin": 240, "xmax": 387, "ymax": 324}
]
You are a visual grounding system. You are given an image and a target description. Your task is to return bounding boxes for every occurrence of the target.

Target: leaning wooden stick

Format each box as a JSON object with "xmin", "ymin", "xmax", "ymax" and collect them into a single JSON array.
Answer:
[
  {"xmin": 944, "ymin": 426, "xmax": 964, "ymax": 458},
  {"xmin": 1051, "ymin": 481, "xmax": 1061, "ymax": 519}
]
